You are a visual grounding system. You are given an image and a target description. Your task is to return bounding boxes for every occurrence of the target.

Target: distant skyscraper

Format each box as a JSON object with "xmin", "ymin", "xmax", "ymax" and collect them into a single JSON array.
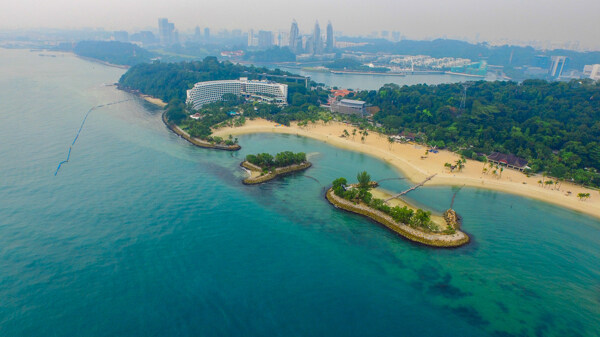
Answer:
[
  {"xmin": 326, "ymin": 21, "xmax": 334, "ymax": 52},
  {"xmin": 258, "ymin": 31, "xmax": 273, "ymax": 48},
  {"xmin": 204, "ymin": 28, "xmax": 210, "ymax": 41},
  {"xmin": 392, "ymin": 31, "xmax": 401, "ymax": 42},
  {"xmin": 305, "ymin": 35, "xmax": 314, "ymax": 55},
  {"xmin": 248, "ymin": 29, "xmax": 255, "ymax": 46},
  {"xmin": 549, "ymin": 56, "xmax": 567, "ymax": 78},
  {"xmin": 313, "ymin": 21, "xmax": 323, "ymax": 55},
  {"xmin": 194, "ymin": 26, "xmax": 202, "ymax": 41},
  {"xmin": 158, "ymin": 18, "xmax": 175, "ymax": 46},
  {"xmin": 289, "ymin": 20, "xmax": 300, "ymax": 53}
]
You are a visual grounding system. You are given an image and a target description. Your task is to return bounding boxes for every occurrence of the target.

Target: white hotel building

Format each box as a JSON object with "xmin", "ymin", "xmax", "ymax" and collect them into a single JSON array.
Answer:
[{"xmin": 186, "ymin": 78, "xmax": 288, "ymax": 110}]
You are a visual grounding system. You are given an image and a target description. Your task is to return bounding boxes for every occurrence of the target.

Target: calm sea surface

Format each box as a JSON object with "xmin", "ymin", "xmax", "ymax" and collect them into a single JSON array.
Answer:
[
  {"xmin": 262, "ymin": 65, "xmax": 498, "ymax": 90},
  {"xmin": 0, "ymin": 49, "xmax": 599, "ymax": 336}
]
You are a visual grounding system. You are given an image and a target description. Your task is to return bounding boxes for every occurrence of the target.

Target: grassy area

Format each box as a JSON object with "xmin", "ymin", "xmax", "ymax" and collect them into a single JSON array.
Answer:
[{"xmin": 370, "ymin": 188, "xmax": 447, "ymax": 228}]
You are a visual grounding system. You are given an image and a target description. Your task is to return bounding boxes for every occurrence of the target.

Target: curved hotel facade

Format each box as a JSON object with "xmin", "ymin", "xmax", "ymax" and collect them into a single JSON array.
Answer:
[{"xmin": 186, "ymin": 78, "xmax": 288, "ymax": 109}]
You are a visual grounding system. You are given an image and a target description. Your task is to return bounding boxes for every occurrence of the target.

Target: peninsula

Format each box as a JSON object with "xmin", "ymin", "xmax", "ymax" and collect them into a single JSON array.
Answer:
[
  {"xmin": 326, "ymin": 172, "xmax": 469, "ymax": 247},
  {"xmin": 241, "ymin": 151, "xmax": 311, "ymax": 184}
]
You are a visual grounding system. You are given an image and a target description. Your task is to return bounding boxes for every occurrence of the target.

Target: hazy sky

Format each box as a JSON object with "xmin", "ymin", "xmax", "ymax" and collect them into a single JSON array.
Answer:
[{"xmin": 3, "ymin": 0, "xmax": 599, "ymax": 49}]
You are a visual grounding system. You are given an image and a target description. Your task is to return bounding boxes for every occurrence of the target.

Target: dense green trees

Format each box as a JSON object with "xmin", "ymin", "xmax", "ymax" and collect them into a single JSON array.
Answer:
[
  {"xmin": 246, "ymin": 151, "xmax": 307, "ymax": 169},
  {"xmin": 73, "ymin": 41, "xmax": 153, "ymax": 66},
  {"xmin": 355, "ymin": 79, "xmax": 600, "ymax": 186}
]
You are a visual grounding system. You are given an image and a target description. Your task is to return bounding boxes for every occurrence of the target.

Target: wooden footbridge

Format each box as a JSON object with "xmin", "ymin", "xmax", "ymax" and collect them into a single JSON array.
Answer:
[{"xmin": 384, "ymin": 174, "xmax": 437, "ymax": 202}]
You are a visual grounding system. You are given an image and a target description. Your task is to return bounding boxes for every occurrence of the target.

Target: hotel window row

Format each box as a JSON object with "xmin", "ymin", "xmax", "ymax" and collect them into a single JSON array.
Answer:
[{"xmin": 186, "ymin": 78, "xmax": 288, "ymax": 110}]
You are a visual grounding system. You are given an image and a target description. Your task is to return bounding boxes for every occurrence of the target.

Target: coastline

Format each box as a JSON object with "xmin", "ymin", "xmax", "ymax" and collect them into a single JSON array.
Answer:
[
  {"xmin": 213, "ymin": 118, "xmax": 600, "ymax": 219},
  {"xmin": 162, "ymin": 111, "xmax": 241, "ymax": 151},
  {"xmin": 118, "ymin": 86, "xmax": 168, "ymax": 108}
]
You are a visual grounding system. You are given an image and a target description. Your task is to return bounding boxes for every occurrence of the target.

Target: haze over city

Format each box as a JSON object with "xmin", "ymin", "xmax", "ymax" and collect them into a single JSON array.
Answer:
[{"xmin": 2, "ymin": 0, "xmax": 600, "ymax": 50}]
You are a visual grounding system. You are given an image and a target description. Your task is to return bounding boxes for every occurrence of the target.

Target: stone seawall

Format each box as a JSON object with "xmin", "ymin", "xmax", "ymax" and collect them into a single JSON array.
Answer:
[
  {"xmin": 326, "ymin": 189, "xmax": 469, "ymax": 248},
  {"xmin": 162, "ymin": 111, "xmax": 241, "ymax": 151},
  {"xmin": 242, "ymin": 161, "xmax": 312, "ymax": 185}
]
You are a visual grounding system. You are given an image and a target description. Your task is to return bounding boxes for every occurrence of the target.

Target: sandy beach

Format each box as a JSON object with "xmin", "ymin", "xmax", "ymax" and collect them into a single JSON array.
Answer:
[
  {"xmin": 213, "ymin": 118, "xmax": 600, "ymax": 219},
  {"xmin": 141, "ymin": 95, "xmax": 167, "ymax": 107}
]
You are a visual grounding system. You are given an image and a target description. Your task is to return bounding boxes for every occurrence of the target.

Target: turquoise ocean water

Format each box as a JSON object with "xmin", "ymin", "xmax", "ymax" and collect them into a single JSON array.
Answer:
[{"xmin": 0, "ymin": 49, "xmax": 599, "ymax": 336}]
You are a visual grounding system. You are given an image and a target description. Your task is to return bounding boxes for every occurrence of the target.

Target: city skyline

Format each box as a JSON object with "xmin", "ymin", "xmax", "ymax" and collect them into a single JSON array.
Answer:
[{"xmin": 2, "ymin": 0, "xmax": 599, "ymax": 50}]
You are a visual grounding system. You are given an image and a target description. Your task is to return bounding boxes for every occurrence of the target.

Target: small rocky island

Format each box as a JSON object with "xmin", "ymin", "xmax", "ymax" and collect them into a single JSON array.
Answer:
[
  {"xmin": 241, "ymin": 151, "xmax": 312, "ymax": 184},
  {"xmin": 326, "ymin": 172, "xmax": 469, "ymax": 247}
]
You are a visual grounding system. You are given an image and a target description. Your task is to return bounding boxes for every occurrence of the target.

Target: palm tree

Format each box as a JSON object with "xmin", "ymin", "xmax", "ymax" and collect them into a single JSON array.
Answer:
[
  {"xmin": 482, "ymin": 157, "xmax": 488, "ymax": 173},
  {"xmin": 444, "ymin": 162, "xmax": 453, "ymax": 172},
  {"xmin": 545, "ymin": 180, "xmax": 554, "ymax": 188},
  {"xmin": 357, "ymin": 171, "xmax": 371, "ymax": 189},
  {"xmin": 455, "ymin": 158, "xmax": 465, "ymax": 171},
  {"xmin": 343, "ymin": 129, "xmax": 350, "ymax": 138},
  {"xmin": 388, "ymin": 136, "xmax": 395, "ymax": 150},
  {"xmin": 499, "ymin": 167, "xmax": 504, "ymax": 178},
  {"xmin": 352, "ymin": 128, "xmax": 357, "ymax": 141}
]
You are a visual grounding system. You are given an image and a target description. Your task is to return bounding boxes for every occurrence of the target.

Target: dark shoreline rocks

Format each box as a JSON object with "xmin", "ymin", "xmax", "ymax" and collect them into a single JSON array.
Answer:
[
  {"xmin": 161, "ymin": 111, "xmax": 241, "ymax": 151},
  {"xmin": 326, "ymin": 188, "xmax": 469, "ymax": 248},
  {"xmin": 241, "ymin": 161, "xmax": 312, "ymax": 185}
]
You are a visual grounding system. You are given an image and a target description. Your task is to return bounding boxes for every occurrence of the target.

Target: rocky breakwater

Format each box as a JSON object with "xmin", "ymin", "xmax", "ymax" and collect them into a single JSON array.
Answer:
[
  {"xmin": 162, "ymin": 111, "xmax": 241, "ymax": 151},
  {"xmin": 241, "ymin": 161, "xmax": 312, "ymax": 185},
  {"xmin": 326, "ymin": 189, "xmax": 469, "ymax": 248}
]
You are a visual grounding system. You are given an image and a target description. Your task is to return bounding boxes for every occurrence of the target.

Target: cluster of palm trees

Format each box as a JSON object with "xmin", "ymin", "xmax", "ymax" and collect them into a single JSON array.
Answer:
[
  {"xmin": 577, "ymin": 192, "xmax": 591, "ymax": 201},
  {"xmin": 341, "ymin": 128, "xmax": 369, "ymax": 143},
  {"xmin": 536, "ymin": 174, "xmax": 562, "ymax": 190},
  {"xmin": 481, "ymin": 161, "xmax": 504, "ymax": 178},
  {"xmin": 444, "ymin": 156, "xmax": 467, "ymax": 172}
]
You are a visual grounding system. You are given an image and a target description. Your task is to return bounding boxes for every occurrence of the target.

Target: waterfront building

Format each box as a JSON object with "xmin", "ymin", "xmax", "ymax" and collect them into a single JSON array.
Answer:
[
  {"xmin": 186, "ymin": 78, "xmax": 288, "ymax": 109},
  {"xmin": 487, "ymin": 152, "xmax": 529, "ymax": 171},
  {"xmin": 158, "ymin": 18, "xmax": 175, "ymax": 46},
  {"xmin": 330, "ymin": 99, "xmax": 367, "ymax": 116},
  {"xmin": 549, "ymin": 56, "xmax": 567, "ymax": 78},
  {"xmin": 583, "ymin": 64, "xmax": 600, "ymax": 81},
  {"xmin": 326, "ymin": 22, "xmax": 334, "ymax": 52}
]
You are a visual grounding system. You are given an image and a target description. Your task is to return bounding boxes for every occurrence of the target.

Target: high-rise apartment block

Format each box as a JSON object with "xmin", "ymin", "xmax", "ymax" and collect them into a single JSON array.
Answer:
[{"xmin": 158, "ymin": 18, "xmax": 175, "ymax": 46}]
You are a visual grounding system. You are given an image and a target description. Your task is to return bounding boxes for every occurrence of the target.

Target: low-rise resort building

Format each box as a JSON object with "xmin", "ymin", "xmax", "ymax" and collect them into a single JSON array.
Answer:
[
  {"xmin": 330, "ymin": 99, "xmax": 367, "ymax": 117},
  {"xmin": 186, "ymin": 77, "xmax": 288, "ymax": 109},
  {"xmin": 487, "ymin": 152, "xmax": 529, "ymax": 171}
]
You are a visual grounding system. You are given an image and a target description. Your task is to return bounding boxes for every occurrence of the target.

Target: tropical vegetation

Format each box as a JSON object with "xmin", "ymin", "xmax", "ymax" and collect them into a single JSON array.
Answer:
[
  {"xmin": 246, "ymin": 151, "xmax": 307, "ymax": 170},
  {"xmin": 354, "ymin": 79, "xmax": 600, "ymax": 187},
  {"xmin": 331, "ymin": 172, "xmax": 438, "ymax": 232}
]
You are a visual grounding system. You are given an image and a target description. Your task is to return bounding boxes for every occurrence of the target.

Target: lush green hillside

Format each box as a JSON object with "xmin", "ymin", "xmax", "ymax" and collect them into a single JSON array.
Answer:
[
  {"xmin": 355, "ymin": 79, "xmax": 600, "ymax": 186},
  {"xmin": 73, "ymin": 41, "xmax": 153, "ymax": 66},
  {"xmin": 118, "ymin": 56, "xmax": 318, "ymax": 103}
]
